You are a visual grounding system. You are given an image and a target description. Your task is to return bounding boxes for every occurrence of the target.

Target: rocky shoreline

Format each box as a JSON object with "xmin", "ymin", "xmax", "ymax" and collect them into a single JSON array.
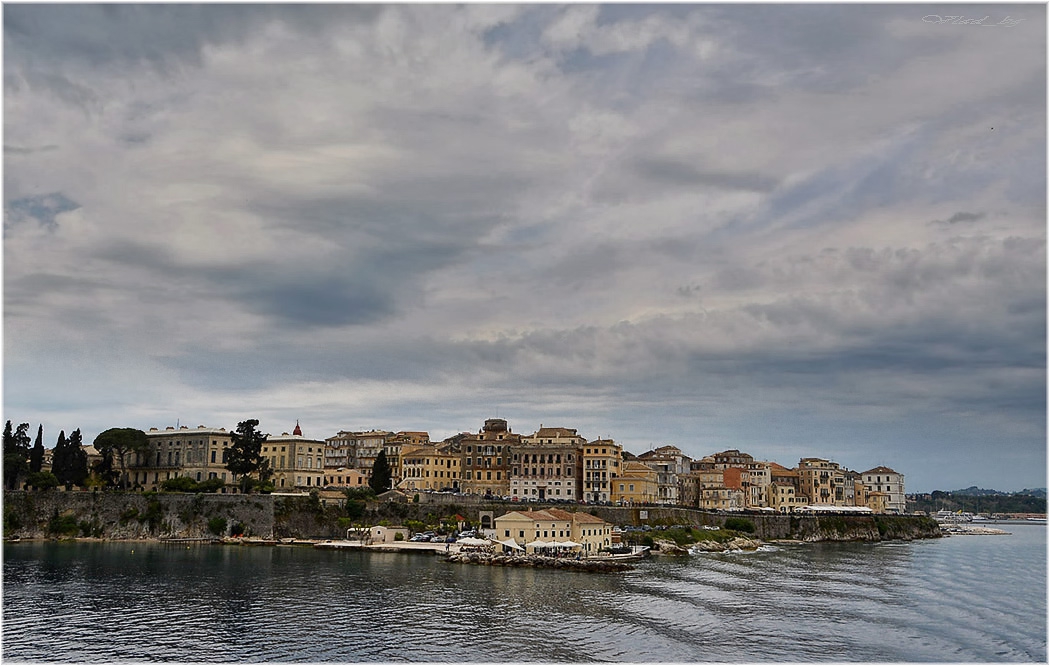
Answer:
[{"xmin": 444, "ymin": 550, "xmax": 637, "ymax": 572}]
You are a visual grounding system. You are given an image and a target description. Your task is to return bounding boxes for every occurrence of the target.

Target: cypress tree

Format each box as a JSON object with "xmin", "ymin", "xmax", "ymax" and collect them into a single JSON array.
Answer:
[
  {"xmin": 30, "ymin": 425, "xmax": 44, "ymax": 473},
  {"xmin": 4, "ymin": 422, "xmax": 31, "ymax": 489},
  {"xmin": 52, "ymin": 430, "xmax": 70, "ymax": 487},
  {"xmin": 370, "ymin": 450, "xmax": 392, "ymax": 494},
  {"xmin": 67, "ymin": 429, "xmax": 88, "ymax": 488}
]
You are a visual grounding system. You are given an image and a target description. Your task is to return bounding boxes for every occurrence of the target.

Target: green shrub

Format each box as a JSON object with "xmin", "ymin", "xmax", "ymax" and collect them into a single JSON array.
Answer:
[
  {"xmin": 143, "ymin": 500, "xmax": 164, "ymax": 531},
  {"xmin": 413, "ymin": 494, "xmax": 420, "ymax": 503},
  {"xmin": 344, "ymin": 487, "xmax": 376, "ymax": 501},
  {"xmin": 48, "ymin": 512, "xmax": 79, "ymax": 537},
  {"xmin": 394, "ymin": 532, "xmax": 404, "ymax": 541},
  {"xmin": 26, "ymin": 472, "xmax": 59, "ymax": 490},
  {"xmin": 208, "ymin": 516, "xmax": 228, "ymax": 536},
  {"xmin": 161, "ymin": 477, "xmax": 198, "ymax": 492},
  {"xmin": 196, "ymin": 478, "xmax": 226, "ymax": 493},
  {"xmin": 724, "ymin": 517, "xmax": 756, "ymax": 533},
  {"xmin": 345, "ymin": 500, "xmax": 365, "ymax": 520},
  {"xmin": 4, "ymin": 508, "xmax": 23, "ymax": 534}
]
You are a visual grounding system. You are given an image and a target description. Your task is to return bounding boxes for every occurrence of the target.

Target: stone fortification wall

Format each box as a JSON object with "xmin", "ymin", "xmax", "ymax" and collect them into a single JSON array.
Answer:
[
  {"xmin": 4, "ymin": 491, "xmax": 276, "ymax": 540},
  {"xmin": 4, "ymin": 492, "xmax": 941, "ymax": 542}
]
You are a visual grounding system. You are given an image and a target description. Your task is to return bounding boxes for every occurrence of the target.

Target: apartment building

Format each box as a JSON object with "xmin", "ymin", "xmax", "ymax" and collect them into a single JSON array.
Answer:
[
  {"xmin": 611, "ymin": 460, "xmax": 659, "ymax": 505},
  {"xmin": 798, "ymin": 458, "xmax": 846, "ymax": 506},
  {"xmin": 582, "ymin": 438, "xmax": 621, "ymax": 503},
  {"xmin": 399, "ymin": 442, "xmax": 461, "ymax": 491},
  {"xmin": 861, "ymin": 466, "xmax": 906, "ymax": 514},
  {"xmin": 637, "ymin": 445, "xmax": 690, "ymax": 505},
  {"xmin": 769, "ymin": 463, "xmax": 807, "ymax": 513},
  {"xmin": 512, "ymin": 426, "xmax": 585, "ymax": 501},
  {"xmin": 460, "ymin": 419, "xmax": 516, "ymax": 497}
]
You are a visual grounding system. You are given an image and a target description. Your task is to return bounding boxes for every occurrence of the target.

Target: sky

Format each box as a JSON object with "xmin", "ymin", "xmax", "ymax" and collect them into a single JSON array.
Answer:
[{"xmin": 3, "ymin": 4, "xmax": 1046, "ymax": 493}]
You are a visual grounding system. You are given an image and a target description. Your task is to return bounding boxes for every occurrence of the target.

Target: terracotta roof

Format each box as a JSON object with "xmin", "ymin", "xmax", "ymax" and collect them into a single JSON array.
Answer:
[
  {"xmin": 532, "ymin": 427, "xmax": 580, "ymax": 438},
  {"xmin": 862, "ymin": 466, "xmax": 900, "ymax": 475}
]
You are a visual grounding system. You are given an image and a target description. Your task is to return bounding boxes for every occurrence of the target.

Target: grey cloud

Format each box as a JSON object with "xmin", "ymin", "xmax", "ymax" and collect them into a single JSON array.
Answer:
[
  {"xmin": 930, "ymin": 211, "xmax": 986, "ymax": 225},
  {"xmin": 4, "ymin": 4, "xmax": 383, "ymax": 70},
  {"xmin": 634, "ymin": 158, "xmax": 779, "ymax": 193},
  {"xmin": 4, "ymin": 144, "xmax": 58, "ymax": 155}
]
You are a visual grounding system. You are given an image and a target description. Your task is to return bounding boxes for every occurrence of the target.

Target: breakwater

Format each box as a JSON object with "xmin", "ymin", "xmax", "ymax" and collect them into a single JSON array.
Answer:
[{"xmin": 2, "ymin": 491, "xmax": 941, "ymax": 542}]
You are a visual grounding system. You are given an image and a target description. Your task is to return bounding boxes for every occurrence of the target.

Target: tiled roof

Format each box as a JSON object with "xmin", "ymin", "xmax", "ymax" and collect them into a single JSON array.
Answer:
[{"xmin": 862, "ymin": 466, "xmax": 899, "ymax": 475}]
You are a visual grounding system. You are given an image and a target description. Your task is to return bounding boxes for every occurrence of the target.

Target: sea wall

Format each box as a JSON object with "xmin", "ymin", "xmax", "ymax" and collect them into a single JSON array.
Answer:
[
  {"xmin": 3, "ymin": 490, "xmax": 275, "ymax": 540},
  {"xmin": 3, "ymin": 491, "xmax": 942, "ymax": 542}
]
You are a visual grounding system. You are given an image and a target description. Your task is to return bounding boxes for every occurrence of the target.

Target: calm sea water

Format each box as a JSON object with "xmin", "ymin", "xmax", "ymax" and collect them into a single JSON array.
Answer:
[{"xmin": 3, "ymin": 524, "xmax": 1045, "ymax": 663}]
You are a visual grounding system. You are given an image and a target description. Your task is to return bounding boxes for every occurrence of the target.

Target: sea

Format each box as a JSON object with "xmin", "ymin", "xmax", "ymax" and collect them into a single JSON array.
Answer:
[{"xmin": 2, "ymin": 522, "xmax": 1045, "ymax": 663}]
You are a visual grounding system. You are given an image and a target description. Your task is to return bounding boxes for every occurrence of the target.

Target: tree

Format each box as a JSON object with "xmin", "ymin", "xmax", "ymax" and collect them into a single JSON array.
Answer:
[
  {"xmin": 51, "ymin": 430, "xmax": 71, "ymax": 488},
  {"xmin": 30, "ymin": 425, "xmax": 45, "ymax": 473},
  {"xmin": 67, "ymin": 429, "xmax": 89, "ymax": 489},
  {"xmin": 93, "ymin": 428, "xmax": 149, "ymax": 490},
  {"xmin": 369, "ymin": 450, "xmax": 392, "ymax": 494},
  {"xmin": 26, "ymin": 471, "xmax": 59, "ymax": 490},
  {"xmin": 53, "ymin": 429, "xmax": 88, "ymax": 490},
  {"xmin": 225, "ymin": 419, "xmax": 268, "ymax": 493},
  {"xmin": 3, "ymin": 422, "xmax": 32, "ymax": 490}
]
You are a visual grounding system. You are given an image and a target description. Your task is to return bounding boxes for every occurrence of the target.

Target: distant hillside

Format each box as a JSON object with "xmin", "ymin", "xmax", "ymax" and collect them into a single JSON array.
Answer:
[
  {"xmin": 908, "ymin": 489, "xmax": 1047, "ymax": 515},
  {"xmin": 951, "ymin": 486, "xmax": 1047, "ymax": 498}
]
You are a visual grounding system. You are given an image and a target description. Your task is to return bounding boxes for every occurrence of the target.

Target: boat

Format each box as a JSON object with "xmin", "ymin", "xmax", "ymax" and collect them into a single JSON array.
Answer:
[
  {"xmin": 599, "ymin": 545, "xmax": 651, "ymax": 561},
  {"xmin": 934, "ymin": 510, "xmax": 973, "ymax": 524}
]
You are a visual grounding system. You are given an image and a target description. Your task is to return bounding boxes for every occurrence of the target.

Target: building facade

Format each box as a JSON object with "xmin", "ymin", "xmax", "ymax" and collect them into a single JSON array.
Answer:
[
  {"xmin": 582, "ymin": 438, "xmax": 622, "ymax": 503},
  {"xmin": 861, "ymin": 466, "xmax": 906, "ymax": 514},
  {"xmin": 512, "ymin": 427, "xmax": 585, "ymax": 501},
  {"xmin": 460, "ymin": 419, "xmax": 516, "ymax": 497},
  {"xmin": 137, "ymin": 426, "xmax": 235, "ymax": 491},
  {"xmin": 611, "ymin": 460, "xmax": 659, "ymax": 505}
]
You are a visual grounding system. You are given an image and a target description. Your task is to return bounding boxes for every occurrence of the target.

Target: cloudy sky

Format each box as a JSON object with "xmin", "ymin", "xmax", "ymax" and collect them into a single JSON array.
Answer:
[{"xmin": 4, "ymin": 4, "xmax": 1045, "ymax": 493}]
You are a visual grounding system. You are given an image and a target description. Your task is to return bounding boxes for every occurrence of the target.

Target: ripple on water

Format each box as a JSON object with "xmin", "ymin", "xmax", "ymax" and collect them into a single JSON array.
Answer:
[{"xmin": 3, "ymin": 531, "xmax": 1045, "ymax": 663}]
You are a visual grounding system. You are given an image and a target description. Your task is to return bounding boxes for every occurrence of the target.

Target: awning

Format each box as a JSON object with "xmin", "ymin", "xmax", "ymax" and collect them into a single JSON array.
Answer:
[
  {"xmin": 526, "ymin": 540, "xmax": 551, "ymax": 549},
  {"xmin": 557, "ymin": 540, "xmax": 581, "ymax": 548},
  {"xmin": 456, "ymin": 537, "xmax": 490, "ymax": 546},
  {"xmin": 495, "ymin": 538, "xmax": 524, "ymax": 551}
]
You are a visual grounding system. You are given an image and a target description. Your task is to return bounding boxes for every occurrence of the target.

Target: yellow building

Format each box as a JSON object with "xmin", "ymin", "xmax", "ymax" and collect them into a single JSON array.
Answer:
[
  {"xmin": 263, "ymin": 424, "xmax": 327, "ymax": 490},
  {"xmin": 323, "ymin": 468, "xmax": 370, "ymax": 490},
  {"xmin": 798, "ymin": 458, "xmax": 846, "ymax": 506},
  {"xmin": 399, "ymin": 443, "xmax": 461, "ymax": 491},
  {"xmin": 494, "ymin": 508, "xmax": 613, "ymax": 555},
  {"xmin": 611, "ymin": 461, "xmax": 658, "ymax": 505},
  {"xmin": 583, "ymin": 438, "xmax": 622, "ymax": 503}
]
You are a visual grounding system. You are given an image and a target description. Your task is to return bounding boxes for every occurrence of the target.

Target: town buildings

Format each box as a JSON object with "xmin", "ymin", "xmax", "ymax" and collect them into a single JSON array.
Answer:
[{"xmin": 87, "ymin": 416, "xmax": 905, "ymax": 513}]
